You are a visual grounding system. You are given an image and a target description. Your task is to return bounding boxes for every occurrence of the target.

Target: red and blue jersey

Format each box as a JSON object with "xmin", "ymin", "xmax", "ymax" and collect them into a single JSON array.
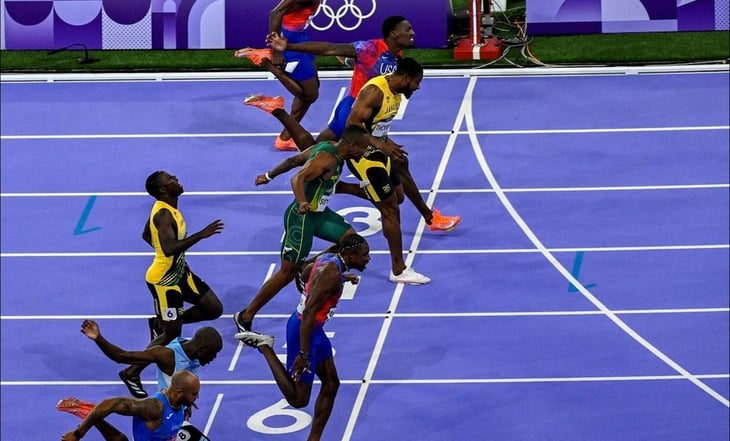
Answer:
[
  {"xmin": 296, "ymin": 253, "xmax": 347, "ymax": 325},
  {"xmin": 349, "ymin": 39, "xmax": 401, "ymax": 97},
  {"xmin": 281, "ymin": 1, "xmax": 321, "ymax": 32}
]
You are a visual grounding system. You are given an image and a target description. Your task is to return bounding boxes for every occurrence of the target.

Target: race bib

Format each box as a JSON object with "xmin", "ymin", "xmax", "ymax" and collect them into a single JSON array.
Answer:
[{"xmin": 311, "ymin": 194, "xmax": 331, "ymax": 212}]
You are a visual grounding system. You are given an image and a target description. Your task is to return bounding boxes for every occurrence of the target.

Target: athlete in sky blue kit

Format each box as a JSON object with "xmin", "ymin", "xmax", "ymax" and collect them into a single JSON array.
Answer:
[
  {"xmin": 265, "ymin": 15, "xmax": 416, "ymax": 143},
  {"xmin": 60, "ymin": 370, "xmax": 200, "ymax": 441},
  {"xmin": 236, "ymin": 234, "xmax": 370, "ymax": 441},
  {"xmin": 235, "ymin": 0, "xmax": 322, "ymax": 151}
]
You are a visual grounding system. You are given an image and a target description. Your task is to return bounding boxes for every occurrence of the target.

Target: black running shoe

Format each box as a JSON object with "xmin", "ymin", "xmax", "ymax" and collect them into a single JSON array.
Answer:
[
  {"xmin": 147, "ymin": 317, "xmax": 163, "ymax": 341},
  {"xmin": 294, "ymin": 269, "xmax": 306, "ymax": 293},
  {"xmin": 118, "ymin": 369, "xmax": 148, "ymax": 398},
  {"xmin": 233, "ymin": 311, "xmax": 252, "ymax": 334}
]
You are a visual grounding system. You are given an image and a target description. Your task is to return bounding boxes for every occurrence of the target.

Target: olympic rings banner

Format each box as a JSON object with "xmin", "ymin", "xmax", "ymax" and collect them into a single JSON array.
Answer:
[
  {"xmin": 0, "ymin": 0, "xmax": 449, "ymax": 50},
  {"xmin": 526, "ymin": 0, "xmax": 729, "ymax": 35}
]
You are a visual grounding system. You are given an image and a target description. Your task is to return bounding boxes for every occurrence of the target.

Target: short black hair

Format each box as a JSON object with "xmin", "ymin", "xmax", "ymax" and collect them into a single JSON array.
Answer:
[
  {"xmin": 382, "ymin": 16, "xmax": 407, "ymax": 38},
  {"xmin": 145, "ymin": 171, "xmax": 165, "ymax": 198},
  {"xmin": 341, "ymin": 125, "xmax": 369, "ymax": 143},
  {"xmin": 394, "ymin": 57, "xmax": 423, "ymax": 78}
]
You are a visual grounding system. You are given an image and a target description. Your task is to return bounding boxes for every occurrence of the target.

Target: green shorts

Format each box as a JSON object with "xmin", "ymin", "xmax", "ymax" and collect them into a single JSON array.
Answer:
[{"xmin": 281, "ymin": 201, "xmax": 352, "ymax": 264}]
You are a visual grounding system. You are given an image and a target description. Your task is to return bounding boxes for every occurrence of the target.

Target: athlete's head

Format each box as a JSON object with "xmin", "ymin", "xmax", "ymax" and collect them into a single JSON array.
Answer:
[
  {"xmin": 167, "ymin": 370, "xmax": 200, "ymax": 408},
  {"xmin": 392, "ymin": 57, "xmax": 423, "ymax": 99},
  {"xmin": 341, "ymin": 125, "xmax": 371, "ymax": 159},
  {"xmin": 145, "ymin": 171, "xmax": 183, "ymax": 199},
  {"xmin": 192, "ymin": 326, "xmax": 224, "ymax": 365},
  {"xmin": 382, "ymin": 16, "xmax": 414, "ymax": 49},
  {"xmin": 338, "ymin": 234, "xmax": 370, "ymax": 272}
]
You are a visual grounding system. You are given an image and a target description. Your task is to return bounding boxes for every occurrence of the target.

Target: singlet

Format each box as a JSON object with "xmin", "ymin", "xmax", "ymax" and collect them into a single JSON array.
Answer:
[
  {"xmin": 131, "ymin": 391, "xmax": 185, "ymax": 441},
  {"xmin": 359, "ymin": 74, "xmax": 401, "ymax": 140},
  {"xmin": 301, "ymin": 142, "xmax": 343, "ymax": 212},
  {"xmin": 349, "ymin": 39, "xmax": 401, "ymax": 98},
  {"xmin": 281, "ymin": 1, "xmax": 320, "ymax": 32},
  {"xmin": 156, "ymin": 338, "xmax": 200, "ymax": 391},
  {"xmin": 296, "ymin": 253, "xmax": 347, "ymax": 325},
  {"xmin": 145, "ymin": 200, "xmax": 187, "ymax": 286}
]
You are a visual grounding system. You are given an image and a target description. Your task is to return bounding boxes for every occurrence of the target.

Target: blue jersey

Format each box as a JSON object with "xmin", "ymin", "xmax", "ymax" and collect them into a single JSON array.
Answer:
[
  {"xmin": 156, "ymin": 337, "xmax": 200, "ymax": 390},
  {"xmin": 132, "ymin": 392, "xmax": 185, "ymax": 441}
]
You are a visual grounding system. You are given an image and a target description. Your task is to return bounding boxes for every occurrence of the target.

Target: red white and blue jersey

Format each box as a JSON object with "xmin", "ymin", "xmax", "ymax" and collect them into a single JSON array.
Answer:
[
  {"xmin": 296, "ymin": 253, "xmax": 347, "ymax": 325},
  {"xmin": 348, "ymin": 39, "xmax": 401, "ymax": 98},
  {"xmin": 281, "ymin": 1, "xmax": 321, "ymax": 32}
]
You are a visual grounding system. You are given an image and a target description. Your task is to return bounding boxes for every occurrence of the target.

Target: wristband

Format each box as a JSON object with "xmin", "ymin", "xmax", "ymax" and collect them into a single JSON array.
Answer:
[
  {"xmin": 265, "ymin": 171, "xmax": 273, "ymax": 181},
  {"xmin": 74, "ymin": 428, "xmax": 84, "ymax": 439},
  {"xmin": 299, "ymin": 350, "xmax": 309, "ymax": 360}
]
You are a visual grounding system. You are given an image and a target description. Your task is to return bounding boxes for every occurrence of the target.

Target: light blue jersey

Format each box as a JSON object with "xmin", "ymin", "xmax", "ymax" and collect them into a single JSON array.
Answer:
[{"xmin": 156, "ymin": 337, "xmax": 200, "ymax": 389}]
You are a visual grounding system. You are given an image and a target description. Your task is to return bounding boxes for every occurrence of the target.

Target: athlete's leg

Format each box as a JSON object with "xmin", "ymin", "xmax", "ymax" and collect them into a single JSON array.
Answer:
[
  {"xmin": 181, "ymin": 290, "xmax": 223, "ymax": 324},
  {"xmin": 259, "ymin": 342, "xmax": 313, "ymax": 407},
  {"xmin": 282, "ymin": 76, "xmax": 319, "ymax": 141},
  {"xmin": 373, "ymin": 195, "xmax": 406, "ymax": 275},
  {"xmin": 309, "ymin": 358, "xmax": 340, "ymax": 441},
  {"xmin": 235, "ymin": 204, "xmax": 315, "ymax": 331},
  {"xmin": 270, "ymin": 108, "xmax": 315, "ymax": 151},
  {"xmin": 235, "ymin": 259, "xmax": 298, "ymax": 330},
  {"xmin": 392, "ymin": 157, "xmax": 432, "ymax": 221}
]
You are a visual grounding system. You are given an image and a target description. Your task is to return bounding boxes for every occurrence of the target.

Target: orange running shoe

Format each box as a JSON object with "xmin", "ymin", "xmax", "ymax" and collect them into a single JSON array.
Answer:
[
  {"xmin": 234, "ymin": 47, "xmax": 272, "ymax": 66},
  {"xmin": 427, "ymin": 208, "xmax": 461, "ymax": 232},
  {"xmin": 274, "ymin": 136, "xmax": 299, "ymax": 152},
  {"xmin": 243, "ymin": 94, "xmax": 285, "ymax": 114},
  {"xmin": 56, "ymin": 397, "xmax": 95, "ymax": 419}
]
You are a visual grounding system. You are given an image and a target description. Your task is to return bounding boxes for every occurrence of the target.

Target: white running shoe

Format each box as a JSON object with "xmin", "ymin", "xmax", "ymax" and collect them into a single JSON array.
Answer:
[
  {"xmin": 389, "ymin": 267, "xmax": 431, "ymax": 285},
  {"xmin": 235, "ymin": 331, "xmax": 274, "ymax": 348}
]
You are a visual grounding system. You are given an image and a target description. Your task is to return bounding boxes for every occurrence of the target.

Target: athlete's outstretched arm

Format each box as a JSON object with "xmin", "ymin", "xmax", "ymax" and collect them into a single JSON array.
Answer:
[{"xmin": 267, "ymin": 33, "xmax": 358, "ymax": 58}]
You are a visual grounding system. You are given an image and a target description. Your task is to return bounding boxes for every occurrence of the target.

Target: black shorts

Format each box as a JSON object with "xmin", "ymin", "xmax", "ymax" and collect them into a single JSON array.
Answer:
[
  {"xmin": 147, "ymin": 269, "xmax": 211, "ymax": 322},
  {"xmin": 346, "ymin": 147, "xmax": 401, "ymax": 202}
]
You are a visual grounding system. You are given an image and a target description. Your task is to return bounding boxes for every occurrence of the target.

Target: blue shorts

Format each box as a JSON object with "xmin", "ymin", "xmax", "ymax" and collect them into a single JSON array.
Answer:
[
  {"xmin": 327, "ymin": 95, "xmax": 356, "ymax": 139},
  {"xmin": 281, "ymin": 29, "xmax": 317, "ymax": 82},
  {"xmin": 286, "ymin": 312, "xmax": 332, "ymax": 383}
]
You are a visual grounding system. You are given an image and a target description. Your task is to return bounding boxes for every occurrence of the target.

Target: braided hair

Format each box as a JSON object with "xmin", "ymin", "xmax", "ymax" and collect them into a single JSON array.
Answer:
[{"xmin": 339, "ymin": 234, "xmax": 367, "ymax": 254}]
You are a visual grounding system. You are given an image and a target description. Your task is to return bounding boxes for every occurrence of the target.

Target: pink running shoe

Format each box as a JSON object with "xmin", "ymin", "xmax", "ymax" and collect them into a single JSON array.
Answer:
[
  {"xmin": 234, "ymin": 47, "xmax": 272, "ymax": 66},
  {"xmin": 427, "ymin": 208, "xmax": 461, "ymax": 232},
  {"xmin": 243, "ymin": 94, "xmax": 285, "ymax": 114},
  {"xmin": 274, "ymin": 136, "xmax": 299, "ymax": 152},
  {"xmin": 56, "ymin": 397, "xmax": 95, "ymax": 419}
]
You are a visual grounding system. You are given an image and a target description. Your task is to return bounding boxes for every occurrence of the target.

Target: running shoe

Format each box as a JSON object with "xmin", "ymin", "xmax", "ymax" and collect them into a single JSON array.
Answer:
[
  {"xmin": 427, "ymin": 208, "xmax": 461, "ymax": 232},
  {"xmin": 233, "ymin": 47, "xmax": 272, "ymax": 66},
  {"xmin": 235, "ymin": 331, "xmax": 274, "ymax": 348},
  {"xmin": 147, "ymin": 316, "xmax": 163, "ymax": 341},
  {"xmin": 294, "ymin": 269, "xmax": 306, "ymax": 293},
  {"xmin": 389, "ymin": 267, "xmax": 431, "ymax": 285},
  {"xmin": 243, "ymin": 94, "xmax": 285, "ymax": 114},
  {"xmin": 118, "ymin": 369, "xmax": 148, "ymax": 398},
  {"xmin": 233, "ymin": 310, "xmax": 252, "ymax": 333},
  {"xmin": 274, "ymin": 135, "xmax": 299, "ymax": 152},
  {"xmin": 56, "ymin": 397, "xmax": 95, "ymax": 419}
]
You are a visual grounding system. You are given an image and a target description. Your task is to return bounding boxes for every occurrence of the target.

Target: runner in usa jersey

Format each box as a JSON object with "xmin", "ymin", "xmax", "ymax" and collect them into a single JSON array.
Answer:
[
  {"xmin": 235, "ymin": 235, "xmax": 370, "ymax": 441},
  {"xmin": 266, "ymin": 15, "xmax": 415, "ymax": 142}
]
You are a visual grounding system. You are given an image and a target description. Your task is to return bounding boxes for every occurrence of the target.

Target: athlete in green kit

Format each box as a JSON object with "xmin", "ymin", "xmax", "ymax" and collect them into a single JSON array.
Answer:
[{"xmin": 233, "ymin": 125, "xmax": 372, "ymax": 334}]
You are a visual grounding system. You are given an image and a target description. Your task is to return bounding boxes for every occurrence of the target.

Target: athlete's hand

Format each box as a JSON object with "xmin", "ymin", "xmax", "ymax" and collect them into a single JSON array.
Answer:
[
  {"xmin": 290, "ymin": 354, "xmax": 311, "ymax": 381},
  {"xmin": 297, "ymin": 201, "xmax": 311, "ymax": 214},
  {"xmin": 81, "ymin": 319, "xmax": 100, "ymax": 340},
  {"xmin": 255, "ymin": 173, "xmax": 271, "ymax": 186},
  {"xmin": 199, "ymin": 220, "xmax": 224, "ymax": 238},
  {"xmin": 344, "ymin": 273, "xmax": 360, "ymax": 284},
  {"xmin": 266, "ymin": 32, "xmax": 288, "ymax": 51}
]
